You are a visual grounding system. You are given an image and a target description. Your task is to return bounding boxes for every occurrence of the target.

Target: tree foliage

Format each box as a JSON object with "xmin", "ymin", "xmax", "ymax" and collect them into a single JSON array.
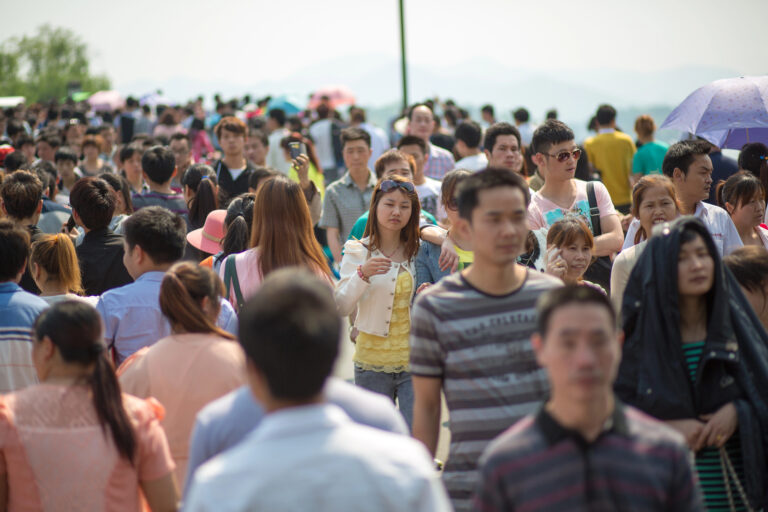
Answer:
[{"xmin": 0, "ymin": 25, "xmax": 110, "ymax": 103}]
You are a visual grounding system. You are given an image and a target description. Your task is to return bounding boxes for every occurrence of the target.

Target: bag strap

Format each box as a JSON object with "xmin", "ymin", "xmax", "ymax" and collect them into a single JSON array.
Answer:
[
  {"xmin": 223, "ymin": 255, "xmax": 245, "ymax": 311},
  {"xmin": 586, "ymin": 181, "xmax": 602, "ymax": 237},
  {"xmin": 720, "ymin": 446, "xmax": 754, "ymax": 511}
]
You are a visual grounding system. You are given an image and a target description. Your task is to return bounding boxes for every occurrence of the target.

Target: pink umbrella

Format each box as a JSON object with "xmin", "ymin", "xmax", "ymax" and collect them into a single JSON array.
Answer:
[
  {"xmin": 87, "ymin": 90, "xmax": 125, "ymax": 112},
  {"xmin": 308, "ymin": 85, "xmax": 356, "ymax": 110}
]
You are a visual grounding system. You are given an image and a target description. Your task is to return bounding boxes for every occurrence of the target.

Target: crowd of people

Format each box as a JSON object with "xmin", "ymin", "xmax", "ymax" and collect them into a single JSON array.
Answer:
[{"xmin": 1, "ymin": 93, "xmax": 768, "ymax": 511}]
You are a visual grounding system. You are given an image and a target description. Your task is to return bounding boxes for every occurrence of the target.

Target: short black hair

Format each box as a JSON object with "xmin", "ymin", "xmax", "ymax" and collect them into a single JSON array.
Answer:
[
  {"xmin": 169, "ymin": 132, "xmax": 189, "ymax": 145},
  {"xmin": 457, "ymin": 167, "xmax": 530, "ymax": 220},
  {"xmin": 738, "ymin": 142, "xmax": 768, "ymax": 175},
  {"xmin": 454, "ymin": 120, "xmax": 482, "ymax": 149},
  {"xmin": 141, "ymin": 145, "xmax": 176, "ymax": 184},
  {"xmin": 119, "ymin": 143, "xmax": 142, "ymax": 162},
  {"xmin": 0, "ymin": 170, "xmax": 42, "ymax": 219},
  {"xmin": 536, "ymin": 285, "xmax": 616, "ymax": 336},
  {"xmin": 6, "ymin": 119, "xmax": 25, "ymax": 139},
  {"xmin": 54, "ymin": 147, "xmax": 78, "ymax": 164},
  {"xmin": 268, "ymin": 108, "xmax": 286, "ymax": 126},
  {"xmin": 122, "ymin": 206, "xmax": 186, "ymax": 264},
  {"xmin": 14, "ymin": 133, "xmax": 34, "ymax": 149},
  {"xmin": 531, "ymin": 120, "xmax": 575, "ymax": 155},
  {"xmin": 36, "ymin": 132, "xmax": 62, "ymax": 149},
  {"xmin": 546, "ymin": 109, "xmax": 558, "ymax": 120},
  {"xmin": 596, "ymin": 104, "xmax": 617, "ymax": 125},
  {"xmin": 513, "ymin": 108, "xmax": 530, "ymax": 123},
  {"xmin": 662, "ymin": 140, "xmax": 711, "ymax": 177},
  {"xmin": 396, "ymin": 135, "xmax": 427, "ymax": 154},
  {"xmin": 484, "ymin": 122, "xmax": 521, "ymax": 153},
  {"xmin": 32, "ymin": 160, "xmax": 57, "ymax": 197},
  {"xmin": 249, "ymin": 129, "xmax": 269, "ymax": 147},
  {"xmin": 69, "ymin": 177, "xmax": 115, "ymax": 230},
  {"xmin": 0, "ymin": 219, "xmax": 31, "ymax": 281},
  {"xmin": 3, "ymin": 151, "xmax": 28, "ymax": 172},
  {"xmin": 481, "ymin": 104, "xmax": 494, "ymax": 116},
  {"xmin": 248, "ymin": 166, "xmax": 277, "ymax": 190},
  {"xmin": 238, "ymin": 269, "xmax": 341, "ymax": 400},
  {"xmin": 340, "ymin": 127, "xmax": 371, "ymax": 149}
]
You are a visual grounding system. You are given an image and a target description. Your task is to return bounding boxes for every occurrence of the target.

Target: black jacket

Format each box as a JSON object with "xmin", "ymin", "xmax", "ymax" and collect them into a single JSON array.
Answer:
[
  {"xmin": 214, "ymin": 159, "xmax": 255, "ymax": 206},
  {"xmin": 76, "ymin": 228, "xmax": 134, "ymax": 296},
  {"xmin": 615, "ymin": 217, "xmax": 768, "ymax": 508}
]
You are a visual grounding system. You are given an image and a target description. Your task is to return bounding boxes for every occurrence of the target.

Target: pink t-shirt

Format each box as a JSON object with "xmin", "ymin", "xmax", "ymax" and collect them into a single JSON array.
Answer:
[
  {"xmin": 117, "ymin": 333, "xmax": 245, "ymax": 490},
  {"xmin": 528, "ymin": 179, "xmax": 617, "ymax": 231},
  {"xmin": 0, "ymin": 384, "xmax": 174, "ymax": 511}
]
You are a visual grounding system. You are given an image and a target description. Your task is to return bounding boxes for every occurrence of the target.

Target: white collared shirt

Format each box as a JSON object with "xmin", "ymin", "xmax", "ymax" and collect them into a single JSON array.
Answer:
[
  {"xmin": 185, "ymin": 403, "xmax": 451, "ymax": 512},
  {"xmin": 622, "ymin": 202, "xmax": 743, "ymax": 256}
]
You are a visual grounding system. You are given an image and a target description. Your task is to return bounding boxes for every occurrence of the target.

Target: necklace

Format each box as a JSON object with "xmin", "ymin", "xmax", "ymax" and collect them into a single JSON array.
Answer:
[{"xmin": 379, "ymin": 245, "xmax": 400, "ymax": 259}]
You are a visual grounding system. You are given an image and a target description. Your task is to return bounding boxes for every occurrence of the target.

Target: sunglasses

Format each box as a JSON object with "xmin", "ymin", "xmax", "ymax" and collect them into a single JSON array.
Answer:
[
  {"xmin": 545, "ymin": 148, "xmax": 582, "ymax": 163},
  {"xmin": 379, "ymin": 180, "xmax": 415, "ymax": 193}
]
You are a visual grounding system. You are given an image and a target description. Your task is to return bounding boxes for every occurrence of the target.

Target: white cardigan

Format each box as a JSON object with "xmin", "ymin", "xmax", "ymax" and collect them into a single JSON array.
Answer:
[{"xmin": 334, "ymin": 238, "xmax": 416, "ymax": 337}]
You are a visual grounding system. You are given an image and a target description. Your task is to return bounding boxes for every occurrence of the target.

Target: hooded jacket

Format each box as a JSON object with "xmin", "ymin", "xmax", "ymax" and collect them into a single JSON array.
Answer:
[{"xmin": 615, "ymin": 216, "xmax": 768, "ymax": 508}]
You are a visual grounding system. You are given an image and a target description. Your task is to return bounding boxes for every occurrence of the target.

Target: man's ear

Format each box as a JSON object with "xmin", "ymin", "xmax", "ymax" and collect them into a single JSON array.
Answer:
[
  {"xmin": 531, "ymin": 332, "xmax": 546, "ymax": 367},
  {"xmin": 483, "ymin": 149, "xmax": 491, "ymax": 161},
  {"xmin": 36, "ymin": 199, "xmax": 43, "ymax": 215},
  {"xmin": 672, "ymin": 168, "xmax": 685, "ymax": 183},
  {"xmin": 1, "ymin": 199, "xmax": 7, "ymax": 215},
  {"xmin": 455, "ymin": 217, "xmax": 471, "ymax": 241},
  {"xmin": 531, "ymin": 152, "xmax": 545, "ymax": 169}
]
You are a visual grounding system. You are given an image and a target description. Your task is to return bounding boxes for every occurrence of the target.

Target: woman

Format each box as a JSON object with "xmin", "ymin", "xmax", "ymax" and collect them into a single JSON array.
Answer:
[
  {"xmin": 616, "ymin": 217, "xmax": 768, "ymax": 511},
  {"xmin": 80, "ymin": 135, "xmax": 113, "ymax": 176},
  {"xmin": 724, "ymin": 246, "xmax": 768, "ymax": 332},
  {"xmin": 181, "ymin": 164, "xmax": 219, "ymax": 261},
  {"xmin": 335, "ymin": 175, "xmax": 421, "ymax": 428},
  {"xmin": 737, "ymin": 142, "xmax": 768, "ymax": 203},
  {"xmin": 118, "ymin": 262, "xmax": 245, "ymax": 491},
  {"xmin": 30, "ymin": 234, "xmax": 91, "ymax": 305},
  {"xmin": 98, "ymin": 172, "xmax": 133, "ymax": 234},
  {"xmin": 415, "ymin": 169, "xmax": 473, "ymax": 291},
  {"xmin": 153, "ymin": 110, "xmax": 186, "ymax": 139},
  {"xmin": 543, "ymin": 217, "xmax": 604, "ymax": 292},
  {"xmin": 0, "ymin": 301, "xmax": 178, "ymax": 510},
  {"xmin": 189, "ymin": 118, "xmax": 214, "ymax": 163},
  {"xmin": 717, "ymin": 171, "xmax": 768, "ymax": 249},
  {"xmin": 201, "ymin": 193, "xmax": 255, "ymax": 273},
  {"xmin": 611, "ymin": 175, "xmax": 680, "ymax": 312},
  {"xmin": 219, "ymin": 176, "xmax": 330, "ymax": 310},
  {"xmin": 280, "ymin": 132, "xmax": 325, "ymax": 197}
]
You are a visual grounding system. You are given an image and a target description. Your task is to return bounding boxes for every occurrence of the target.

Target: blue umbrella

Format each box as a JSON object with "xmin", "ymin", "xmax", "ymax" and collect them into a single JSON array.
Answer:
[
  {"xmin": 660, "ymin": 76, "xmax": 768, "ymax": 147},
  {"xmin": 267, "ymin": 95, "xmax": 303, "ymax": 115},
  {"xmin": 698, "ymin": 127, "xmax": 768, "ymax": 149}
]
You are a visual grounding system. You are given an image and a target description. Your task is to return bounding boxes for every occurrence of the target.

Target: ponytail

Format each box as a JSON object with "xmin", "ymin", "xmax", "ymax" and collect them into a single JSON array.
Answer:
[
  {"xmin": 715, "ymin": 180, "xmax": 727, "ymax": 208},
  {"xmin": 221, "ymin": 193, "xmax": 256, "ymax": 258},
  {"xmin": 183, "ymin": 164, "xmax": 219, "ymax": 228},
  {"xmin": 31, "ymin": 233, "xmax": 83, "ymax": 294},
  {"xmin": 90, "ymin": 351, "xmax": 137, "ymax": 463}
]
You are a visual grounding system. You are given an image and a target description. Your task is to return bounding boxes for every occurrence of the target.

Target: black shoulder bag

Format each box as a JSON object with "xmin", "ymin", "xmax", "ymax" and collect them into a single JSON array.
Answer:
[{"xmin": 583, "ymin": 182, "xmax": 613, "ymax": 292}]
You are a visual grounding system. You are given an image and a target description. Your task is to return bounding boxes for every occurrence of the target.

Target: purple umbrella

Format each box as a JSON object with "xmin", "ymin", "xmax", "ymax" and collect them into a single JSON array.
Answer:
[
  {"xmin": 660, "ymin": 76, "xmax": 768, "ymax": 146},
  {"xmin": 697, "ymin": 127, "xmax": 768, "ymax": 149}
]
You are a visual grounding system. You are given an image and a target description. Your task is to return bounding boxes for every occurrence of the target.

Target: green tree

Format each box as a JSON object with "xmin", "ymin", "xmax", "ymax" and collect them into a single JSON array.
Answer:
[{"xmin": 0, "ymin": 25, "xmax": 110, "ymax": 102}]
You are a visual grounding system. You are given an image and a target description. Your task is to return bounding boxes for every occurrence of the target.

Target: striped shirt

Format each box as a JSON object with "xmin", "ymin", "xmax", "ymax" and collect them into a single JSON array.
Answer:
[
  {"xmin": 410, "ymin": 270, "xmax": 561, "ymax": 512},
  {"xmin": 423, "ymin": 143, "xmax": 455, "ymax": 180},
  {"xmin": 474, "ymin": 401, "xmax": 705, "ymax": 512},
  {"xmin": 132, "ymin": 191, "xmax": 188, "ymax": 215}
]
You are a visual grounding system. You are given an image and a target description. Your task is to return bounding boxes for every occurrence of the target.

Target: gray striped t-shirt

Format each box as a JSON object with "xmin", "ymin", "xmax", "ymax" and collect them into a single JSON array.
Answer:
[{"xmin": 410, "ymin": 269, "xmax": 561, "ymax": 512}]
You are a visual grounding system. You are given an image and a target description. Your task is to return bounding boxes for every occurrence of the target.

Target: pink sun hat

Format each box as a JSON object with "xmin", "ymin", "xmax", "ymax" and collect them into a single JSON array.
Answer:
[{"xmin": 187, "ymin": 209, "xmax": 227, "ymax": 254}]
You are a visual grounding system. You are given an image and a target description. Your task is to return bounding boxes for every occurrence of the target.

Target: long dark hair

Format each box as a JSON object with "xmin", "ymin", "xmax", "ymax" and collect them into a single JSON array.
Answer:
[
  {"xmin": 182, "ymin": 164, "xmax": 219, "ymax": 229},
  {"xmin": 363, "ymin": 175, "xmax": 421, "ymax": 261},
  {"xmin": 217, "ymin": 193, "xmax": 256, "ymax": 263},
  {"xmin": 34, "ymin": 301, "xmax": 136, "ymax": 463}
]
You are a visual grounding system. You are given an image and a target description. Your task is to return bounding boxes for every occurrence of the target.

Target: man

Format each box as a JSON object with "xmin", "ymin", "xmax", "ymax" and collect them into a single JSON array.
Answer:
[
  {"xmin": 474, "ymin": 286, "xmax": 704, "ymax": 511},
  {"xmin": 410, "ymin": 168, "xmax": 562, "ymax": 512},
  {"xmin": 244, "ymin": 129, "xmax": 269, "ymax": 167},
  {"xmin": 0, "ymin": 171, "xmax": 44, "ymax": 294},
  {"xmin": 528, "ymin": 120, "xmax": 624, "ymax": 257},
  {"xmin": 631, "ymin": 114, "xmax": 668, "ymax": 184},
  {"xmin": 116, "ymin": 97, "xmax": 140, "ymax": 143},
  {"xmin": 309, "ymin": 102, "xmax": 341, "ymax": 179},
  {"xmin": 349, "ymin": 106, "xmax": 390, "ymax": 172},
  {"xmin": 319, "ymin": 127, "xmax": 377, "ymax": 265},
  {"xmin": 483, "ymin": 122, "xmax": 524, "ymax": 174},
  {"xmin": 623, "ymin": 139, "xmax": 742, "ymax": 256},
  {"xmin": 584, "ymin": 104, "xmax": 637, "ymax": 213},
  {"xmin": 480, "ymin": 104, "xmax": 495, "ymax": 128},
  {"xmin": 265, "ymin": 108, "xmax": 291, "ymax": 175},
  {"xmin": 453, "ymin": 120, "xmax": 488, "ymax": 171},
  {"xmin": 69, "ymin": 177, "xmax": 134, "ymax": 296},
  {"xmin": 512, "ymin": 107, "xmax": 535, "ymax": 147},
  {"xmin": 212, "ymin": 117, "xmax": 255, "ymax": 204},
  {"xmin": 704, "ymin": 139, "xmax": 739, "ymax": 205},
  {"xmin": 132, "ymin": 146, "xmax": 187, "ymax": 214},
  {"xmin": 185, "ymin": 270, "xmax": 451, "ymax": 512},
  {"xmin": 0, "ymin": 219, "xmax": 48, "ymax": 393},
  {"xmin": 32, "ymin": 161, "xmax": 71, "ymax": 234},
  {"xmin": 169, "ymin": 133, "xmax": 194, "ymax": 184},
  {"xmin": 98, "ymin": 124, "xmax": 117, "ymax": 162},
  {"xmin": 397, "ymin": 135, "xmax": 443, "ymax": 218},
  {"xmin": 35, "ymin": 133, "xmax": 61, "ymax": 163},
  {"xmin": 14, "ymin": 134, "xmax": 35, "ymax": 164},
  {"xmin": 407, "ymin": 104, "xmax": 454, "ymax": 180}
]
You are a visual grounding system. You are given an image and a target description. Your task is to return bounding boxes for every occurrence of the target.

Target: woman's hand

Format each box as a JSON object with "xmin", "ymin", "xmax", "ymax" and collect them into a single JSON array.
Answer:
[
  {"xmin": 416, "ymin": 283, "xmax": 431, "ymax": 294},
  {"xmin": 292, "ymin": 154, "xmax": 311, "ymax": 189},
  {"xmin": 545, "ymin": 248, "xmax": 567, "ymax": 279},
  {"xmin": 699, "ymin": 402, "xmax": 739, "ymax": 449},
  {"xmin": 439, "ymin": 235, "xmax": 458, "ymax": 272},
  {"xmin": 665, "ymin": 419, "xmax": 706, "ymax": 450},
  {"xmin": 360, "ymin": 257, "xmax": 392, "ymax": 280}
]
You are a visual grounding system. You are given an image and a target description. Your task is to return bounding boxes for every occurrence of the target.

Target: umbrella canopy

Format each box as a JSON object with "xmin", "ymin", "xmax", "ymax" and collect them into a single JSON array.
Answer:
[
  {"xmin": 308, "ymin": 85, "xmax": 356, "ymax": 111},
  {"xmin": 88, "ymin": 90, "xmax": 125, "ymax": 112},
  {"xmin": 140, "ymin": 92, "xmax": 174, "ymax": 107},
  {"xmin": 698, "ymin": 127, "xmax": 768, "ymax": 149},
  {"xmin": 661, "ymin": 76, "xmax": 768, "ymax": 145},
  {"xmin": 267, "ymin": 95, "xmax": 303, "ymax": 115}
]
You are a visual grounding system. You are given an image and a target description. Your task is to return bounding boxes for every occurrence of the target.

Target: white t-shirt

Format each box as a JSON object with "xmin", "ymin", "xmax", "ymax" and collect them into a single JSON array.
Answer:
[
  {"xmin": 528, "ymin": 180, "xmax": 617, "ymax": 232},
  {"xmin": 228, "ymin": 167, "xmax": 246, "ymax": 181},
  {"xmin": 622, "ymin": 201, "xmax": 743, "ymax": 256},
  {"xmin": 455, "ymin": 153, "xmax": 488, "ymax": 172},
  {"xmin": 415, "ymin": 178, "xmax": 442, "ymax": 219},
  {"xmin": 309, "ymin": 119, "xmax": 336, "ymax": 170}
]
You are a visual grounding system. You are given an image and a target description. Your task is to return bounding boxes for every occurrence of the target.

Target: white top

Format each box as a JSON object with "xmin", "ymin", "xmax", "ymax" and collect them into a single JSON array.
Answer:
[
  {"xmin": 622, "ymin": 202, "xmax": 743, "ymax": 256},
  {"xmin": 309, "ymin": 119, "xmax": 336, "ymax": 170},
  {"xmin": 266, "ymin": 128, "xmax": 291, "ymax": 175},
  {"xmin": 360, "ymin": 122, "xmax": 391, "ymax": 171},
  {"xmin": 185, "ymin": 403, "xmax": 451, "ymax": 512},
  {"xmin": 455, "ymin": 152, "xmax": 488, "ymax": 172},
  {"xmin": 414, "ymin": 177, "xmax": 442, "ymax": 219}
]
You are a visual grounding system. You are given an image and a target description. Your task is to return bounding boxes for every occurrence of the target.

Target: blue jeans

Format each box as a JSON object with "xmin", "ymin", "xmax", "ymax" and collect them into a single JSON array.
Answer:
[{"xmin": 354, "ymin": 366, "xmax": 413, "ymax": 429}]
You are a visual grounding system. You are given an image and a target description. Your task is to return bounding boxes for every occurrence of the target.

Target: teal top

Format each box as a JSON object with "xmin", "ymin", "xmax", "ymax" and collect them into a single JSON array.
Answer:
[
  {"xmin": 682, "ymin": 341, "xmax": 746, "ymax": 511},
  {"xmin": 347, "ymin": 209, "xmax": 437, "ymax": 242},
  {"xmin": 632, "ymin": 140, "xmax": 669, "ymax": 175}
]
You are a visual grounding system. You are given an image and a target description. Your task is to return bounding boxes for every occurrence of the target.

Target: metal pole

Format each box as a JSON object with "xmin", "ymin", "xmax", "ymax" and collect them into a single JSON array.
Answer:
[{"xmin": 399, "ymin": 0, "xmax": 408, "ymax": 111}]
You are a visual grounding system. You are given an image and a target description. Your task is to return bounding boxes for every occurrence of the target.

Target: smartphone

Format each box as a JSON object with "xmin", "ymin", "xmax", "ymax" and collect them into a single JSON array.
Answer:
[
  {"xmin": 288, "ymin": 141, "xmax": 303, "ymax": 160},
  {"xmin": 66, "ymin": 214, "xmax": 76, "ymax": 232}
]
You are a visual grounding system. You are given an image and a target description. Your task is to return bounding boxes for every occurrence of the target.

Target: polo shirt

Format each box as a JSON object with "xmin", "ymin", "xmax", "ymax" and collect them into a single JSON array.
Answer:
[
  {"xmin": 474, "ymin": 401, "xmax": 704, "ymax": 511},
  {"xmin": 0, "ymin": 282, "xmax": 48, "ymax": 392},
  {"xmin": 319, "ymin": 171, "xmax": 377, "ymax": 243},
  {"xmin": 584, "ymin": 130, "xmax": 637, "ymax": 206},
  {"xmin": 632, "ymin": 140, "xmax": 668, "ymax": 176}
]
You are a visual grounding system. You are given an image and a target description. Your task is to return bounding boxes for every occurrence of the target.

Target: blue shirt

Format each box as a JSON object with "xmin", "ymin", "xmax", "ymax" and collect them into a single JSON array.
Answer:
[
  {"xmin": 0, "ymin": 282, "xmax": 49, "ymax": 392},
  {"xmin": 97, "ymin": 271, "xmax": 237, "ymax": 364},
  {"xmin": 184, "ymin": 378, "xmax": 409, "ymax": 496}
]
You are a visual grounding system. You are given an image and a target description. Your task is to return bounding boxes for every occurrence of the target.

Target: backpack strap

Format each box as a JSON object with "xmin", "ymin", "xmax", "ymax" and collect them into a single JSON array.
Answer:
[
  {"xmin": 223, "ymin": 254, "xmax": 245, "ymax": 311},
  {"xmin": 586, "ymin": 181, "xmax": 602, "ymax": 236}
]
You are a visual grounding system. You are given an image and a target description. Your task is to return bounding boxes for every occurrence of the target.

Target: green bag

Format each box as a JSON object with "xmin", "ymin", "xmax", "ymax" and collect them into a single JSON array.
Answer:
[{"xmin": 223, "ymin": 255, "xmax": 245, "ymax": 311}]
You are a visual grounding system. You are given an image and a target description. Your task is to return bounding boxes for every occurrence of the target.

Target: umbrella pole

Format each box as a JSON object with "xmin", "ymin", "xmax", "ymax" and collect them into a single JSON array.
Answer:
[{"xmin": 746, "ymin": 127, "xmax": 750, "ymax": 143}]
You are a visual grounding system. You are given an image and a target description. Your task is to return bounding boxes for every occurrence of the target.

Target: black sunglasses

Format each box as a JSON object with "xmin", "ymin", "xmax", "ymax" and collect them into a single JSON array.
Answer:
[{"xmin": 380, "ymin": 180, "xmax": 415, "ymax": 193}]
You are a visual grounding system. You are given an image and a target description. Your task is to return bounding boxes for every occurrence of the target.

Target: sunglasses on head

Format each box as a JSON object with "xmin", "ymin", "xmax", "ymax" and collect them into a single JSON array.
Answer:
[
  {"xmin": 380, "ymin": 180, "xmax": 415, "ymax": 193},
  {"xmin": 545, "ymin": 148, "xmax": 582, "ymax": 163}
]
